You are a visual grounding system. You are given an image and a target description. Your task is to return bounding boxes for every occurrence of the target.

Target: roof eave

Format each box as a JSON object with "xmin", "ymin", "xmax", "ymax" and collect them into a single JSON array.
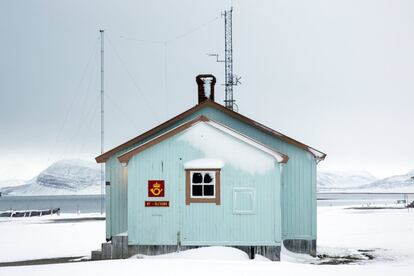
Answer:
[
  {"xmin": 95, "ymin": 101, "xmax": 209, "ymax": 163},
  {"xmin": 117, "ymin": 115, "xmax": 209, "ymax": 164},
  {"xmin": 117, "ymin": 115, "xmax": 290, "ymax": 165},
  {"xmin": 96, "ymin": 99, "xmax": 325, "ymax": 163}
]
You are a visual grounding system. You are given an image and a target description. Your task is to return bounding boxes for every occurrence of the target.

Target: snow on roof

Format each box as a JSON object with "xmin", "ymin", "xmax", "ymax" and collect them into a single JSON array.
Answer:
[
  {"xmin": 205, "ymin": 120, "xmax": 286, "ymax": 163},
  {"xmin": 117, "ymin": 116, "xmax": 290, "ymax": 175},
  {"xmin": 96, "ymin": 100, "xmax": 326, "ymax": 163},
  {"xmin": 178, "ymin": 120, "xmax": 287, "ymax": 175},
  {"xmin": 184, "ymin": 158, "xmax": 225, "ymax": 169}
]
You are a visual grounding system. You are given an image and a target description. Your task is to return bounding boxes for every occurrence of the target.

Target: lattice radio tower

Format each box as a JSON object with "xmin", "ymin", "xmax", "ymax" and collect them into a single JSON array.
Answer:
[{"xmin": 209, "ymin": 7, "xmax": 241, "ymax": 111}]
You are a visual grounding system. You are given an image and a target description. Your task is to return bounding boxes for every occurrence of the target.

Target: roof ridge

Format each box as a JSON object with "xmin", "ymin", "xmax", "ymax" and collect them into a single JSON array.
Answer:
[
  {"xmin": 96, "ymin": 99, "xmax": 326, "ymax": 163},
  {"xmin": 117, "ymin": 115, "xmax": 288, "ymax": 164}
]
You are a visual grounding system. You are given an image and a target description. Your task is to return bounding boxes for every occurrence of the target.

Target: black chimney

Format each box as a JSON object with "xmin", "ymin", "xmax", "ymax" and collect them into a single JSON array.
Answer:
[{"xmin": 196, "ymin": 74, "xmax": 216, "ymax": 104}]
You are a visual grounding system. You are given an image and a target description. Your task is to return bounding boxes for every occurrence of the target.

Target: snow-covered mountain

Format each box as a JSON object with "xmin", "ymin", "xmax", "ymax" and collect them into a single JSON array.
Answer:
[
  {"xmin": 355, "ymin": 170, "xmax": 414, "ymax": 193},
  {"xmin": 317, "ymin": 170, "xmax": 378, "ymax": 192},
  {"xmin": 0, "ymin": 159, "xmax": 101, "ymax": 196},
  {"xmin": 318, "ymin": 169, "xmax": 414, "ymax": 193},
  {"xmin": 0, "ymin": 179, "xmax": 26, "ymax": 189}
]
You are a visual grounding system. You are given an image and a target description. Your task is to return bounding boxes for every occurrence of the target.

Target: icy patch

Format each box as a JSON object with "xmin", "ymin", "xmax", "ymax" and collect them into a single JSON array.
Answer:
[
  {"xmin": 316, "ymin": 247, "xmax": 380, "ymax": 265},
  {"xmin": 178, "ymin": 122, "xmax": 278, "ymax": 175},
  {"xmin": 184, "ymin": 158, "xmax": 224, "ymax": 169}
]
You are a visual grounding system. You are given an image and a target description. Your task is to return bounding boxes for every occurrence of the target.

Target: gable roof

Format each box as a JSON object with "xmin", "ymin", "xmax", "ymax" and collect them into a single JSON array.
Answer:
[
  {"xmin": 117, "ymin": 115, "xmax": 289, "ymax": 164},
  {"xmin": 96, "ymin": 100, "xmax": 326, "ymax": 163}
]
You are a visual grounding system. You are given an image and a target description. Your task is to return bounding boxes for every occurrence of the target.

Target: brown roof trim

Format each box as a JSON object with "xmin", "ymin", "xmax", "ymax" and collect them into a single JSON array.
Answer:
[
  {"xmin": 118, "ymin": 116, "xmax": 209, "ymax": 164},
  {"xmin": 204, "ymin": 117, "xmax": 289, "ymax": 163},
  {"xmin": 117, "ymin": 115, "xmax": 289, "ymax": 164},
  {"xmin": 95, "ymin": 102, "xmax": 208, "ymax": 163},
  {"xmin": 203, "ymin": 100, "xmax": 326, "ymax": 160},
  {"xmin": 96, "ymin": 99, "xmax": 326, "ymax": 163}
]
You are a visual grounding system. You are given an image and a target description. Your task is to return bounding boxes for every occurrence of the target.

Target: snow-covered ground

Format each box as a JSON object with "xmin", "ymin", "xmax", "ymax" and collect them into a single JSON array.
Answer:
[
  {"xmin": 0, "ymin": 213, "xmax": 105, "ymax": 262},
  {"xmin": 0, "ymin": 206, "xmax": 413, "ymax": 275},
  {"xmin": 1, "ymin": 254, "xmax": 412, "ymax": 276},
  {"xmin": 317, "ymin": 206, "xmax": 414, "ymax": 263}
]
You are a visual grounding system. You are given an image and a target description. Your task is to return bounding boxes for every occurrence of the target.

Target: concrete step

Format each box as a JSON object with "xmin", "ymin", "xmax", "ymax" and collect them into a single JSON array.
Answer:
[
  {"xmin": 91, "ymin": 250, "xmax": 102, "ymax": 260},
  {"xmin": 101, "ymin": 242, "xmax": 113, "ymax": 260}
]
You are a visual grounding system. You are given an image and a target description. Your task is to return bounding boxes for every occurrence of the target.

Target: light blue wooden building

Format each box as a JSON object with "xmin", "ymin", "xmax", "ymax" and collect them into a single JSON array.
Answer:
[{"xmin": 95, "ymin": 74, "xmax": 326, "ymax": 260}]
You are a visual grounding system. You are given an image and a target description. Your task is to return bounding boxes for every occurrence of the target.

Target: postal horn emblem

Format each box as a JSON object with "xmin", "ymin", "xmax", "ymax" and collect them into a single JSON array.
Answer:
[{"xmin": 150, "ymin": 182, "xmax": 163, "ymax": 196}]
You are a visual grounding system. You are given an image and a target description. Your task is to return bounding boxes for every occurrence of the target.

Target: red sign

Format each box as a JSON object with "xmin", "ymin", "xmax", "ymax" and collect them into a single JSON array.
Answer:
[
  {"xmin": 145, "ymin": 201, "xmax": 169, "ymax": 207},
  {"xmin": 148, "ymin": 180, "xmax": 165, "ymax": 197}
]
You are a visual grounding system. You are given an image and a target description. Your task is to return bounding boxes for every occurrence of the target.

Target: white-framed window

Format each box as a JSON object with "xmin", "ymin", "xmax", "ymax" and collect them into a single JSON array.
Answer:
[{"xmin": 190, "ymin": 171, "xmax": 216, "ymax": 198}]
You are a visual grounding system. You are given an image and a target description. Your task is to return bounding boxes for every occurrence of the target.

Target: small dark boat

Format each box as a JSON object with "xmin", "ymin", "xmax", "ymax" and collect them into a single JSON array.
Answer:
[{"xmin": 0, "ymin": 208, "xmax": 61, "ymax": 218}]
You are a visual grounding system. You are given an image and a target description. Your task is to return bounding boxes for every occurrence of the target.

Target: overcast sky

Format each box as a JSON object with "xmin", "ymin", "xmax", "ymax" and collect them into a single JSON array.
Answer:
[{"xmin": 1, "ymin": 0, "xmax": 413, "ymax": 180}]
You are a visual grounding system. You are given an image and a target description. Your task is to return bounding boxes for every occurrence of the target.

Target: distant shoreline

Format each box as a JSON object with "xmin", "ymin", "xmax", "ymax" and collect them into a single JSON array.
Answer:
[{"xmin": 0, "ymin": 192, "xmax": 414, "ymax": 197}]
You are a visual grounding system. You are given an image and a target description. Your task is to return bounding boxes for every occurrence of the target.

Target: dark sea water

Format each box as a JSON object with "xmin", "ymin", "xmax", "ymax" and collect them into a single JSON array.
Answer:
[
  {"xmin": 0, "ymin": 195, "xmax": 104, "ymax": 213},
  {"xmin": 0, "ymin": 193, "xmax": 413, "ymax": 213}
]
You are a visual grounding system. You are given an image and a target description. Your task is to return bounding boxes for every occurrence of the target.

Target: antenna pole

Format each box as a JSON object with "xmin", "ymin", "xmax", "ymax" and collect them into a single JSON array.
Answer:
[
  {"xmin": 100, "ymin": 29, "xmax": 105, "ymax": 215},
  {"xmin": 224, "ymin": 7, "xmax": 234, "ymax": 110},
  {"xmin": 208, "ymin": 7, "xmax": 240, "ymax": 111}
]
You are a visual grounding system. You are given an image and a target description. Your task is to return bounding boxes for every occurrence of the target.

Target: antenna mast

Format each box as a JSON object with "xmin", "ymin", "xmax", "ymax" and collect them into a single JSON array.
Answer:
[
  {"xmin": 209, "ymin": 7, "xmax": 240, "ymax": 111},
  {"xmin": 224, "ymin": 7, "xmax": 234, "ymax": 110},
  {"xmin": 99, "ymin": 29, "xmax": 104, "ymax": 215}
]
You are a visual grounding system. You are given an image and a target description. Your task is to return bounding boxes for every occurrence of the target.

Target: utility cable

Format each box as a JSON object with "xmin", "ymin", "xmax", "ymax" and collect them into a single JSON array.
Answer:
[
  {"xmin": 119, "ymin": 15, "xmax": 220, "ymax": 44},
  {"xmin": 106, "ymin": 34, "xmax": 160, "ymax": 120},
  {"xmin": 45, "ymin": 37, "xmax": 100, "ymax": 166}
]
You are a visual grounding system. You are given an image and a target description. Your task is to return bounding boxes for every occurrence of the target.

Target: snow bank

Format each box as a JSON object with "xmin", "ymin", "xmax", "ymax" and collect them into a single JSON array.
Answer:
[
  {"xmin": 1, "ymin": 252, "xmax": 413, "ymax": 276},
  {"xmin": 135, "ymin": 246, "xmax": 250, "ymax": 261},
  {"xmin": 280, "ymin": 242, "xmax": 316, "ymax": 263}
]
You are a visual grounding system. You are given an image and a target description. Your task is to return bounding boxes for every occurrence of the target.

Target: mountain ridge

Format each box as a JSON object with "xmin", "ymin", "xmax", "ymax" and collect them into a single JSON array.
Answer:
[
  {"xmin": 318, "ymin": 169, "xmax": 414, "ymax": 193},
  {"xmin": 0, "ymin": 159, "xmax": 101, "ymax": 196}
]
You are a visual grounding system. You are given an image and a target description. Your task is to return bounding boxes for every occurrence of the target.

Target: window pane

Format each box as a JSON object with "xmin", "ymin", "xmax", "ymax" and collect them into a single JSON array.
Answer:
[
  {"xmin": 192, "ymin": 172, "xmax": 203, "ymax": 183},
  {"xmin": 192, "ymin": 185, "xmax": 202, "ymax": 196},
  {"xmin": 203, "ymin": 173, "xmax": 213, "ymax": 183},
  {"xmin": 204, "ymin": 185, "xmax": 214, "ymax": 196}
]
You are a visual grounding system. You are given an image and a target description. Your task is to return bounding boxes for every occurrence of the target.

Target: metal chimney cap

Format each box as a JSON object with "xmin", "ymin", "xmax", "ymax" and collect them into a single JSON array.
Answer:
[{"xmin": 196, "ymin": 74, "xmax": 216, "ymax": 104}]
